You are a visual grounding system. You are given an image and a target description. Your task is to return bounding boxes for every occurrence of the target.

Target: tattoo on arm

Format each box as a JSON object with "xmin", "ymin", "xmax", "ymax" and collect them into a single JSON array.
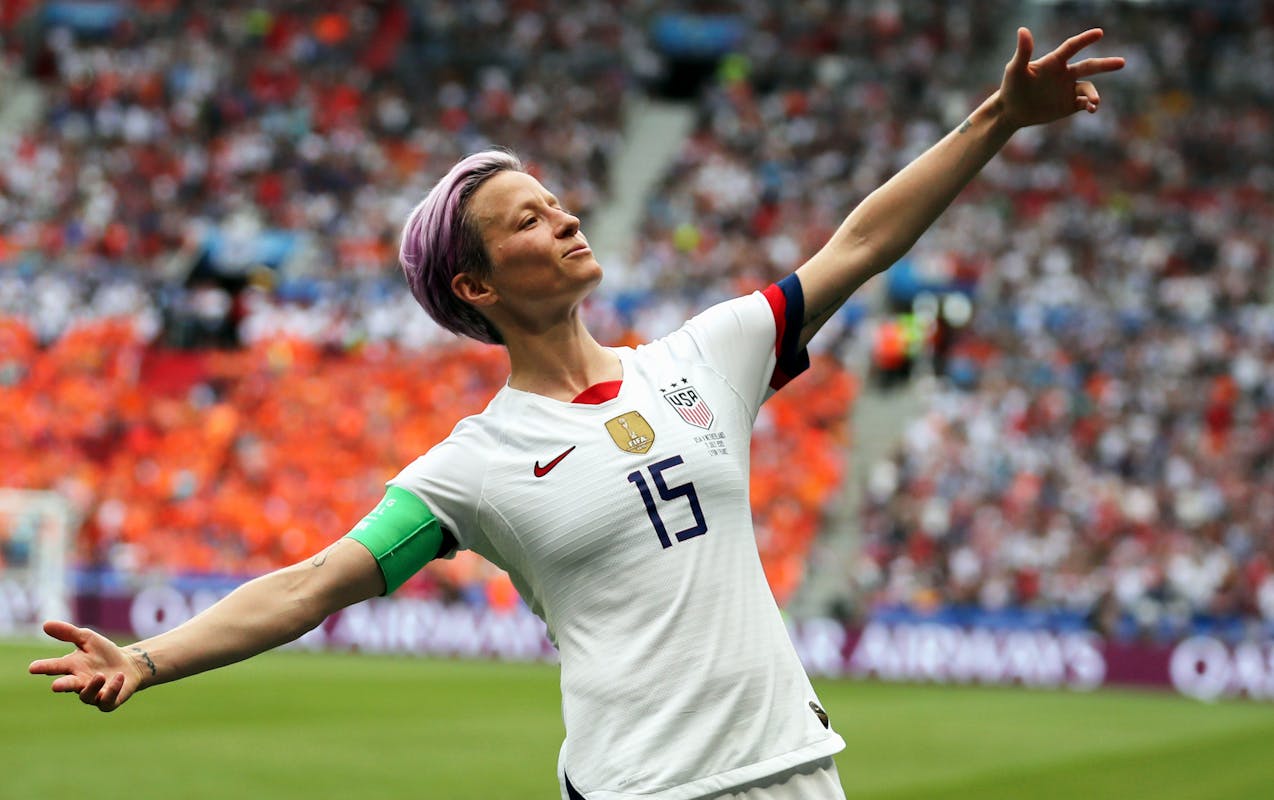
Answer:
[
  {"xmin": 957, "ymin": 118, "xmax": 973, "ymax": 134},
  {"xmin": 805, "ymin": 286, "xmax": 859, "ymax": 326},
  {"xmin": 805, "ymin": 297, "xmax": 844, "ymax": 324},
  {"xmin": 129, "ymin": 646, "xmax": 157, "ymax": 677},
  {"xmin": 312, "ymin": 547, "xmax": 332, "ymax": 567}
]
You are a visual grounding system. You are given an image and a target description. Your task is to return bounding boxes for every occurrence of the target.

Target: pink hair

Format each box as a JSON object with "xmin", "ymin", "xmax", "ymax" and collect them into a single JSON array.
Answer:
[{"xmin": 399, "ymin": 150, "xmax": 523, "ymax": 344}]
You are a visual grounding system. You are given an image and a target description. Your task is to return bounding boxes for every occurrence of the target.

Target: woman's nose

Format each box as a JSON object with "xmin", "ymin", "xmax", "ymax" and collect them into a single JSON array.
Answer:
[{"xmin": 555, "ymin": 209, "xmax": 580, "ymax": 236}]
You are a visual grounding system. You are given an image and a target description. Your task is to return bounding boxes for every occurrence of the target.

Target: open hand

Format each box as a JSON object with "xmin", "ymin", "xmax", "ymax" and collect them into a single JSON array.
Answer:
[
  {"xmin": 28, "ymin": 620, "xmax": 146, "ymax": 712},
  {"xmin": 1000, "ymin": 28, "xmax": 1125, "ymax": 129}
]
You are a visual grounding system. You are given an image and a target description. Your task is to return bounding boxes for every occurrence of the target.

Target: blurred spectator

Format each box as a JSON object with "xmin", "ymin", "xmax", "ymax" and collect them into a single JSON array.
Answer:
[
  {"xmin": 4, "ymin": 0, "xmax": 1272, "ymax": 641},
  {"xmin": 0, "ymin": 314, "xmax": 852, "ymax": 607},
  {"xmin": 845, "ymin": 4, "xmax": 1274, "ymax": 641},
  {"xmin": 1, "ymin": 1, "xmax": 626, "ymax": 295},
  {"xmin": 0, "ymin": 1, "xmax": 855, "ymax": 608},
  {"xmin": 594, "ymin": 0, "xmax": 1274, "ymax": 639}
]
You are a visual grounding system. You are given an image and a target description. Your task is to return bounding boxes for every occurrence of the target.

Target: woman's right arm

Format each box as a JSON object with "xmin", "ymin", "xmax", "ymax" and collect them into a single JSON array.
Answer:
[{"xmin": 29, "ymin": 538, "xmax": 384, "ymax": 712}]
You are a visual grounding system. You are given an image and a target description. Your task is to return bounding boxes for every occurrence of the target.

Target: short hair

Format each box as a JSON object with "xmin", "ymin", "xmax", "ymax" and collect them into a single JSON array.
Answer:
[{"xmin": 399, "ymin": 149, "xmax": 524, "ymax": 345}]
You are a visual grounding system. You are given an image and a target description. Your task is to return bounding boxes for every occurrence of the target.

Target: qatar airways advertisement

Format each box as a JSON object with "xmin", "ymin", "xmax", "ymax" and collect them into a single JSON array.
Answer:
[{"xmin": 3, "ymin": 577, "xmax": 1271, "ymax": 703}]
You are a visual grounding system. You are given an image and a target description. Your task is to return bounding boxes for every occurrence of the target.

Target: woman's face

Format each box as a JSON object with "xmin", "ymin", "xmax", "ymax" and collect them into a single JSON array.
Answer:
[{"xmin": 467, "ymin": 170, "xmax": 603, "ymax": 317}]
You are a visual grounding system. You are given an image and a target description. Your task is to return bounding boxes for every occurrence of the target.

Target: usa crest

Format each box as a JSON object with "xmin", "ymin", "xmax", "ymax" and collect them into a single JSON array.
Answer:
[{"xmin": 662, "ymin": 384, "xmax": 714, "ymax": 430}]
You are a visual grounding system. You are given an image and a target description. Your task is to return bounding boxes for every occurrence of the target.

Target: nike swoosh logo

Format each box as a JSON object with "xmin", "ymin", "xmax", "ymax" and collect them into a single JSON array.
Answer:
[{"xmin": 533, "ymin": 446, "xmax": 576, "ymax": 478}]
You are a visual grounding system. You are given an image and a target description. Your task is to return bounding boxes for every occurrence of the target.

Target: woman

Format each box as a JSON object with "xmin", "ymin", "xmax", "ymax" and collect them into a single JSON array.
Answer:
[{"xmin": 31, "ymin": 28, "xmax": 1122, "ymax": 800}]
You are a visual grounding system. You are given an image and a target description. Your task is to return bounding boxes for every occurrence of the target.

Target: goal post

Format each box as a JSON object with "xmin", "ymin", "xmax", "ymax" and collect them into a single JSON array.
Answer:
[{"xmin": 0, "ymin": 489, "xmax": 75, "ymax": 637}]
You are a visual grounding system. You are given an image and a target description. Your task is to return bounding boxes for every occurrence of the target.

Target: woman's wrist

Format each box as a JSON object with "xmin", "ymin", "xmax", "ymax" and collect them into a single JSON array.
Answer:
[
  {"xmin": 126, "ymin": 644, "xmax": 159, "ymax": 689},
  {"xmin": 972, "ymin": 90, "xmax": 1019, "ymax": 141}
]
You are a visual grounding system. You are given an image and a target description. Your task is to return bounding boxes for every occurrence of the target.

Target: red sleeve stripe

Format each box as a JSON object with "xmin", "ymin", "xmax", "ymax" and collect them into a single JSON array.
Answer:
[{"xmin": 762, "ymin": 273, "xmax": 811, "ymax": 391}]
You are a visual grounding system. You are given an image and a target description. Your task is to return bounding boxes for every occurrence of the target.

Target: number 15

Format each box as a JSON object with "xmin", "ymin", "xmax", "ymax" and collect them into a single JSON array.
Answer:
[{"xmin": 627, "ymin": 455, "xmax": 708, "ymax": 549}]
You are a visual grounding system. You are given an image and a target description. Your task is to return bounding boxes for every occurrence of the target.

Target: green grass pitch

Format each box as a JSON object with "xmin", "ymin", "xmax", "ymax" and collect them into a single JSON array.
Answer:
[{"xmin": 5, "ymin": 641, "xmax": 1273, "ymax": 799}]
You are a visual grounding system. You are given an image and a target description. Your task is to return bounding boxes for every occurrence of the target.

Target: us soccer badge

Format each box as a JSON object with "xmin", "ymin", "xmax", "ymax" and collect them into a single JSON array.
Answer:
[
  {"xmin": 661, "ymin": 381, "xmax": 714, "ymax": 430},
  {"xmin": 605, "ymin": 412, "xmax": 655, "ymax": 454}
]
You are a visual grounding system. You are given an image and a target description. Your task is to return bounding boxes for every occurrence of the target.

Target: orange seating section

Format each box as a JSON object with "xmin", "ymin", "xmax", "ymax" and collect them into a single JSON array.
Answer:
[{"xmin": 1, "ymin": 317, "xmax": 854, "ymax": 607}]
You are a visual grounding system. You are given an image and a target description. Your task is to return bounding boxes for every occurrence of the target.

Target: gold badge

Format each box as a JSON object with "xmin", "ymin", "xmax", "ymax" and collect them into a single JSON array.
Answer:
[{"xmin": 605, "ymin": 411, "xmax": 655, "ymax": 454}]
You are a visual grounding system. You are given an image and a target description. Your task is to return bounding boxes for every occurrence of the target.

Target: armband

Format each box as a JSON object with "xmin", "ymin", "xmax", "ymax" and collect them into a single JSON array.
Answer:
[{"xmin": 344, "ymin": 486, "xmax": 448, "ymax": 595}]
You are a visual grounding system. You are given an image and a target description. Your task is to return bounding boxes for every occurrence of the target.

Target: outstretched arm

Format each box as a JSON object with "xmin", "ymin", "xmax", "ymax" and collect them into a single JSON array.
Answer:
[
  {"xmin": 795, "ymin": 27, "xmax": 1125, "ymax": 347},
  {"xmin": 28, "ymin": 538, "xmax": 384, "ymax": 712}
]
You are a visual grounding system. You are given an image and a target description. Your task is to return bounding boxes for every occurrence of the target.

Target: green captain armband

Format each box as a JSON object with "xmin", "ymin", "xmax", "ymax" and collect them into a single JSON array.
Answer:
[{"xmin": 344, "ymin": 486, "xmax": 448, "ymax": 595}]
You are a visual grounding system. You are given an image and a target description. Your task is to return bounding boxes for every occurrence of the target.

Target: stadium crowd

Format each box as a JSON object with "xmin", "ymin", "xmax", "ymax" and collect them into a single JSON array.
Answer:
[
  {"xmin": 0, "ymin": 314, "xmax": 851, "ymax": 608},
  {"xmin": 0, "ymin": 0, "xmax": 852, "ymax": 608},
  {"xmin": 1, "ymin": 0, "xmax": 625, "ymax": 283},
  {"xmin": 2, "ymin": 1, "xmax": 1272, "ymax": 639},
  {"xmin": 602, "ymin": 1, "xmax": 1274, "ymax": 639},
  {"xmin": 627, "ymin": 1, "xmax": 1006, "ymax": 300},
  {"xmin": 844, "ymin": 6, "xmax": 1274, "ymax": 640}
]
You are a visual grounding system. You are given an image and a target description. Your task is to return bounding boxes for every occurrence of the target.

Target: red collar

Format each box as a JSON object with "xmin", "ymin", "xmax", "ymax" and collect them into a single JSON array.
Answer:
[{"xmin": 571, "ymin": 379, "xmax": 622, "ymax": 404}]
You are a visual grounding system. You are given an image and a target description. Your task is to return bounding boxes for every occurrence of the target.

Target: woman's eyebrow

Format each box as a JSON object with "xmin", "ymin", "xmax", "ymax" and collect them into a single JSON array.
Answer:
[
  {"xmin": 507, "ymin": 194, "xmax": 560, "ymax": 224},
  {"xmin": 481, "ymin": 198, "xmax": 533, "ymax": 229},
  {"xmin": 510, "ymin": 200, "xmax": 538, "ymax": 224}
]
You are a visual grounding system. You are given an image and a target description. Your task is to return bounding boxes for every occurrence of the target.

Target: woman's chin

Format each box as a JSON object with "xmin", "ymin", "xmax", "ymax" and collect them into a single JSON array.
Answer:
[{"xmin": 576, "ymin": 258, "xmax": 605, "ymax": 287}]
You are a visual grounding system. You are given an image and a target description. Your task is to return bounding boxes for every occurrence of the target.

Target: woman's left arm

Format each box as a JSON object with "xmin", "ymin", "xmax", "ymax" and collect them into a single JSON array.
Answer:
[{"xmin": 795, "ymin": 27, "xmax": 1125, "ymax": 348}]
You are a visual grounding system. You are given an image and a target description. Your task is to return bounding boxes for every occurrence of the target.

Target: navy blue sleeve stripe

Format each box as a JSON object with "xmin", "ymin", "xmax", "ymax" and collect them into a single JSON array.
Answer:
[{"xmin": 771, "ymin": 273, "xmax": 811, "ymax": 390}]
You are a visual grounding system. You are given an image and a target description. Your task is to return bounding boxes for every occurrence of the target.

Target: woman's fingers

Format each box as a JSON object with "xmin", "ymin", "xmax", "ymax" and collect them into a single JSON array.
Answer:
[
  {"xmin": 29, "ymin": 655, "xmax": 74, "ymax": 676},
  {"xmin": 31, "ymin": 622, "xmax": 106, "ymax": 676},
  {"xmin": 78, "ymin": 673, "xmax": 107, "ymax": 704},
  {"xmin": 42, "ymin": 619, "xmax": 90, "ymax": 647},
  {"xmin": 95, "ymin": 672, "xmax": 127, "ymax": 711},
  {"xmin": 1009, "ymin": 27, "xmax": 1034, "ymax": 71},
  {"xmin": 33, "ymin": 620, "xmax": 132, "ymax": 710},
  {"xmin": 1051, "ymin": 28, "xmax": 1104, "ymax": 63},
  {"xmin": 1069, "ymin": 57, "xmax": 1127, "ymax": 79},
  {"xmin": 55, "ymin": 671, "xmax": 128, "ymax": 710},
  {"xmin": 50, "ymin": 674, "xmax": 84, "ymax": 693},
  {"xmin": 1077, "ymin": 81, "xmax": 1100, "ymax": 112}
]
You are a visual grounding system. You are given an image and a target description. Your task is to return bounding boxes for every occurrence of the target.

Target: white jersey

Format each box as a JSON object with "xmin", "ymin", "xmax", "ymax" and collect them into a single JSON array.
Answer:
[{"xmin": 390, "ymin": 276, "xmax": 845, "ymax": 800}]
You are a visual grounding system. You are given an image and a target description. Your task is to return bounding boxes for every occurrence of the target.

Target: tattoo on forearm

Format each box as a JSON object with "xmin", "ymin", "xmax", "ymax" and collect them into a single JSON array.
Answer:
[
  {"xmin": 312, "ymin": 547, "xmax": 331, "ymax": 567},
  {"xmin": 129, "ymin": 646, "xmax": 157, "ymax": 677},
  {"xmin": 805, "ymin": 300, "xmax": 839, "ymax": 324},
  {"xmin": 958, "ymin": 118, "xmax": 972, "ymax": 134},
  {"xmin": 805, "ymin": 292, "xmax": 853, "ymax": 326}
]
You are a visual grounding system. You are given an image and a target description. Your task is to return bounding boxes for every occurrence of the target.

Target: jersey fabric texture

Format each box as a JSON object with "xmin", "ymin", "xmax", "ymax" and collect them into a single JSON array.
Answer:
[
  {"xmin": 386, "ymin": 274, "xmax": 845, "ymax": 800},
  {"xmin": 702, "ymin": 757, "xmax": 844, "ymax": 800}
]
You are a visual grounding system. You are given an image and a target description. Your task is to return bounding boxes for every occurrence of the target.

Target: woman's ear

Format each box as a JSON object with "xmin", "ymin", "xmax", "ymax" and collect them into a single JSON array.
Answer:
[{"xmin": 451, "ymin": 272, "xmax": 498, "ymax": 308}]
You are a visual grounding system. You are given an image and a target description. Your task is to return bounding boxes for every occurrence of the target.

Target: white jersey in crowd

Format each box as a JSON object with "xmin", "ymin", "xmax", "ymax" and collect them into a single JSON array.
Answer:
[{"xmin": 390, "ymin": 275, "xmax": 845, "ymax": 800}]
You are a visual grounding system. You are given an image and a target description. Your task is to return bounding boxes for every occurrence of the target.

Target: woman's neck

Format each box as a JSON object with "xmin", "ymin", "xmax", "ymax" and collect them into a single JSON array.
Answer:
[{"xmin": 504, "ymin": 320, "xmax": 622, "ymax": 402}]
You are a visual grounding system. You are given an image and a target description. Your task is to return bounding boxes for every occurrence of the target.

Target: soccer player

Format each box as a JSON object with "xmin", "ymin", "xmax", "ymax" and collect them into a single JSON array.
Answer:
[{"xmin": 31, "ymin": 28, "xmax": 1122, "ymax": 800}]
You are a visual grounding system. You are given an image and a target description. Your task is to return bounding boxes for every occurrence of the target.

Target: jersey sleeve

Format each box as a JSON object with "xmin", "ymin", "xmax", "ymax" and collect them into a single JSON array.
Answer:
[
  {"xmin": 675, "ymin": 272, "xmax": 810, "ymax": 417},
  {"xmin": 385, "ymin": 421, "xmax": 487, "ymax": 557}
]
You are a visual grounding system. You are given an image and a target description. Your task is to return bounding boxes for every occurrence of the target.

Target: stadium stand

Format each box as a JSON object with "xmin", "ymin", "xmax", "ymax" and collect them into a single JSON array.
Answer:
[
  {"xmin": 2, "ymin": 1, "xmax": 1272, "ymax": 641},
  {"xmin": 0, "ymin": 313, "xmax": 852, "ymax": 608},
  {"xmin": 843, "ymin": 5, "xmax": 1274, "ymax": 641},
  {"xmin": 589, "ymin": 0, "xmax": 1274, "ymax": 640},
  {"xmin": 1, "ymin": 0, "xmax": 624, "ymax": 286},
  {"xmin": 0, "ymin": 1, "xmax": 854, "ymax": 609}
]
